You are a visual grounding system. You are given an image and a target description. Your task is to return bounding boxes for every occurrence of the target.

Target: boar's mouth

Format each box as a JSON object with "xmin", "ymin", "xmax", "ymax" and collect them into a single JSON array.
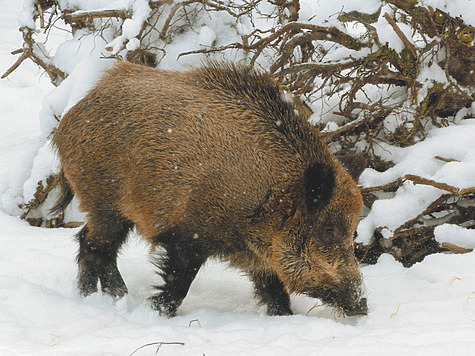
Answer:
[{"xmin": 304, "ymin": 285, "xmax": 368, "ymax": 317}]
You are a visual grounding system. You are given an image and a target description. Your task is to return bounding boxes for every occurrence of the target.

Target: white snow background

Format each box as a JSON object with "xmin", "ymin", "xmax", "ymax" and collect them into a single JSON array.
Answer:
[{"xmin": 1, "ymin": 1, "xmax": 475, "ymax": 355}]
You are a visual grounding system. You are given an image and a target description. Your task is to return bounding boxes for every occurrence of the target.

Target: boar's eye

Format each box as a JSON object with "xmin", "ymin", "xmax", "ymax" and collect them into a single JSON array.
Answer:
[{"xmin": 322, "ymin": 226, "xmax": 341, "ymax": 242}]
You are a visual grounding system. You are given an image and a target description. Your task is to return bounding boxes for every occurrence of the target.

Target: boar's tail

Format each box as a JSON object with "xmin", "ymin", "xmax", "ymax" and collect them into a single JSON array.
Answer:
[{"xmin": 50, "ymin": 170, "xmax": 74, "ymax": 215}]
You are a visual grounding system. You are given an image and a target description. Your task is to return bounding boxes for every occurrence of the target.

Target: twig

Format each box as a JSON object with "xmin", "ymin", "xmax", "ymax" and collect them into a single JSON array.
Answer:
[
  {"xmin": 274, "ymin": 60, "xmax": 363, "ymax": 77},
  {"xmin": 393, "ymin": 194, "xmax": 451, "ymax": 234},
  {"xmin": 29, "ymin": 48, "xmax": 66, "ymax": 83},
  {"xmin": 129, "ymin": 341, "xmax": 185, "ymax": 356},
  {"xmin": 360, "ymin": 178, "xmax": 404, "ymax": 193},
  {"xmin": 179, "ymin": 21, "xmax": 364, "ymax": 59},
  {"xmin": 37, "ymin": 2, "xmax": 45, "ymax": 28},
  {"xmin": 62, "ymin": 9, "xmax": 129, "ymax": 23},
  {"xmin": 150, "ymin": 0, "xmax": 174, "ymax": 8},
  {"xmin": 385, "ymin": 0, "xmax": 416, "ymax": 12},
  {"xmin": 306, "ymin": 303, "xmax": 321, "ymax": 316},
  {"xmin": 3, "ymin": 28, "xmax": 66, "ymax": 84},
  {"xmin": 389, "ymin": 303, "xmax": 401, "ymax": 318},
  {"xmin": 1, "ymin": 51, "xmax": 29, "ymax": 79},
  {"xmin": 404, "ymin": 174, "xmax": 460, "ymax": 195},
  {"xmin": 442, "ymin": 242, "xmax": 472, "ymax": 254},
  {"xmin": 326, "ymin": 104, "xmax": 393, "ymax": 139},
  {"xmin": 189, "ymin": 319, "xmax": 201, "ymax": 327},
  {"xmin": 459, "ymin": 187, "xmax": 475, "ymax": 197},
  {"xmin": 383, "ymin": 12, "xmax": 417, "ymax": 57},
  {"xmin": 252, "ymin": 22, "xmax": 363, "ymax": 51},
  {"xmin": 11, "ymin": 48, "xmax": 24, "ymax": 55},
  {"xmin": 361, "ymin": 175, "xmax": 473, "ymax": 198},
  {"xmin": 434, "ymin": 156, "xmax": 460, "ymax": 163}
]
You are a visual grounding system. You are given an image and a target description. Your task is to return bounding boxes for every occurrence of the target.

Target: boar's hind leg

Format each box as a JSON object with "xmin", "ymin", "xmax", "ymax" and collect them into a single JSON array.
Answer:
[
  {"xmin": 76, "ymin": 213, "xmax": 132, "ymax": 298},
  {"xmin": 250, "ymin": 272, "xmax": 292, "ymax": 316},
  {"xmin": 150, "ymin": 230, "xmax": 207, "ymax": 317}
]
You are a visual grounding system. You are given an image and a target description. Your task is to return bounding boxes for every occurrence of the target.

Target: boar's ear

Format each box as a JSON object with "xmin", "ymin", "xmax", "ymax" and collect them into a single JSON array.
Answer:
[
  {"xmin": 336, "ymin": 152, "xmax": 368, "ymax": 181},
  {"xmin": 304, "ymin": 162, "xmax": 335, "ymax": 213}
]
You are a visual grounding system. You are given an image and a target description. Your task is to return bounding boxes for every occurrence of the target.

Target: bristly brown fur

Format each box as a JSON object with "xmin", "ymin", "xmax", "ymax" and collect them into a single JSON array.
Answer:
[
  {"xmin": 194, "ymin": 60, "xmax": 327, "ymax": 160},
  {"xmin": 52, "ymin": 60, "xmax": 367, "ymax": 317}
]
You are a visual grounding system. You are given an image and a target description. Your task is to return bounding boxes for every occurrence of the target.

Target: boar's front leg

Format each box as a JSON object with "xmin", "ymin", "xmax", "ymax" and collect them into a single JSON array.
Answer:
[
  {"xmin": 76, "ymin": 214, "xmax": 132, "ymax": 298},
  {"xmin": 250, "ymin": 272, "xmax": 292, "ymax": 316},
  {"xmin": 151, "ymin": 229, "xmax": 207, "ymax": 317}
]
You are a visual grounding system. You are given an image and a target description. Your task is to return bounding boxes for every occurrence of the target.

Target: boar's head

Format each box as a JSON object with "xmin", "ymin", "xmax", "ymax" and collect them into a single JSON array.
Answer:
[{"xmin": 251, "ymin": 160, "xmax": 367, "ymax": 316}]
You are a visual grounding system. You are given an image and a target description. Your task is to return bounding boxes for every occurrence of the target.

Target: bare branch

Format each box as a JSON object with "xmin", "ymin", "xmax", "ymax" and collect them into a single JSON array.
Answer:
[
  {"xmin": 404, "ymin": 174, "xmax": 461, "ymax": 195},
  {"xmin": 393, "ymin": 194, "xmax": 451, "ymax": 234},
  {"xmin": 62, "ymin": 9, "xmax": 129, "ymax": 23},
  {"xmin": 274, "ymin": 60, "xmax": 364, "ymax": 77},
  {"xmin": 383, "ymin": 12, "xmax": 417, "ymax": 57},
  {"xmin": 1, "ymin": 51, "xmax": 29, "ymax": 79}
]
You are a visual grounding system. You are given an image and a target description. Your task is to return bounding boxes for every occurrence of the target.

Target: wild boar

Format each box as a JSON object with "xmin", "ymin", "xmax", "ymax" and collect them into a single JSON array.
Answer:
[{"xmin": 52, "ymin": 61, "xmax": 367, "ymax": 317}]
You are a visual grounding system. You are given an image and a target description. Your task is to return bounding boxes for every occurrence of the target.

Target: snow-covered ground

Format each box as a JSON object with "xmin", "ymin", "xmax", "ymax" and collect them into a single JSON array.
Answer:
[
  {"xmin": 1, "ymin": 1, "xmax": 475, "ymax": 355},
  {"xmin": 1, "ymin": 216, "xmax": 474, "ymax": 356}
]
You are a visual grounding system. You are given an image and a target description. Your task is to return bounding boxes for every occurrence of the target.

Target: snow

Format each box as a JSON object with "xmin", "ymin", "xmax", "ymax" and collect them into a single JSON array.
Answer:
[
  {"xmin": 105, "ymin": 0, "xmax": 151, "ymax": 54},
  {"xmin": 17, "ymin": 0, "xmax": 36, "ymax": 29},
  {"xmin": 435, "ymin": 224, "xmax": 475, "ymax": 249},
  {"xmin": 1, "ymin": 0, "xmax": 475, "ymax": 355},
  {"xmin": 360, "ymin": 119, "xmax": 475, "ymax": 188},
  {"xmin": 198, "ymin": 26, "xmax": 217, "ymax": 48},
  {"xmin": 0, "ymin": 212, "xmax": 474, "ymax": 355}
]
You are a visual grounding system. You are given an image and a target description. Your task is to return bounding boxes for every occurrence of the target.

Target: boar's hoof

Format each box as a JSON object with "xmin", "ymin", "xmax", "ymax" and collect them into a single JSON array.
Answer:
[
  {"xmin": 100, "ymin": 277, "xmax": 128, "ymax": 299},
  {"xmin": 99, "ymin": 265, "xmax": 128, "ymax": 299},
  {"xmin": 77, "ymin": 266, "xmax": 99, "ymax": 297},
  {"xmin": 150, "ymin": 294, "xmax": 181, "ymax": 318},
  {"xmin": 344, "ymin": 297, "xmax": 368, "ymax": 317}
]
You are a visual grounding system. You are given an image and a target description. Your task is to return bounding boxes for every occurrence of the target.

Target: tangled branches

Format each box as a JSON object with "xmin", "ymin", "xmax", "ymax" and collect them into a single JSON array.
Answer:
[
  {"xmin": 357, "ymin": 174, "xmax": 475, "ymax": 266},
  {"xmin": 2, "ymin": 26, "xmax": 66, "ymax": 85}
]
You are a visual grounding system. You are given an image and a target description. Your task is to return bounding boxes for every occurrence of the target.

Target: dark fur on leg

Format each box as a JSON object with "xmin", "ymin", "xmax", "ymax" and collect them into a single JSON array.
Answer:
[
  {"xmin": 76, "ymin": 226, "xmax": 98, "ymax": 296},
  {"xmin": 76, "ymin": 216, "xmax": 133, "ymax": 298},
  {"xmin": 150, "ymin": 228, "xmax": 208, "ymax": 317},
  {"xmin": 250, "ymin": 272, "xmax": 293, "ymax": 316}
]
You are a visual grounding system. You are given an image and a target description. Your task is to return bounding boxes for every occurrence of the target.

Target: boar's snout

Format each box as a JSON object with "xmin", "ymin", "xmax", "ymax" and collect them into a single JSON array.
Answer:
[
  {"xmin": 335, "ymin": 281, "xmax": 368, "ymax": 317},
  {"xmin": 343, "ymin": 296, "xmax": 368, "ymax": 316},
  {"xmin": 305, "ymin": 278, "xmax": 368, "ymax": 317}
]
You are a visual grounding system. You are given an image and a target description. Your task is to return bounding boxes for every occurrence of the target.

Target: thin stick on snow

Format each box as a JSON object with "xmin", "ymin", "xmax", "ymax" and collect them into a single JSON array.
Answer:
[
  {"xmin": 306, "ymin": 303, "xmax": 321, "ymax": 316},
  {"xmin": 189, "ymin": 319, "xmax": 201, "ymax": 327},
  {"xmin": 389, "ymin": 303, "xmax": 401, "ymax": 318},
  {"xmin": 434, "ymin": 156, "xmax": 460, "ymax": 163},
  {"xmin": 129, "ymin": 341, "xmax": 185, "ymax": 356}
]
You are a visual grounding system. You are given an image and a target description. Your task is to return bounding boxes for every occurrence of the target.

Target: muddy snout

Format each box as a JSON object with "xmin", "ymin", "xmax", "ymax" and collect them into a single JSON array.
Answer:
[
  {"xmin": 340, "ymin": 282, "xmax": 368, "ymax": 316},
  {"xmin": 343, "ymin": 297, "xmax": 368, "ymax": 316}
]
